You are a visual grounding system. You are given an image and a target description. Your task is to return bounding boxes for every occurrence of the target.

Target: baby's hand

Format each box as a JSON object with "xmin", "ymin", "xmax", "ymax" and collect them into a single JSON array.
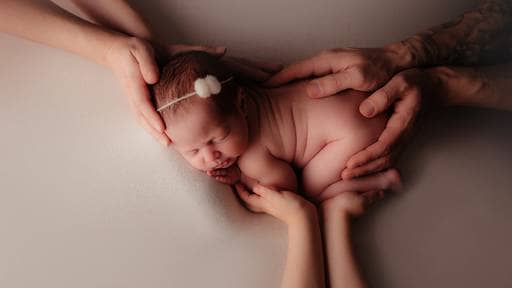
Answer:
[
  {"xmin": 207, "ymin": 165, "xmax": 241, "ymax": 185},
  {"xmin": 234, "ymin": 183, "xmax": 316, "ymax": 225}
]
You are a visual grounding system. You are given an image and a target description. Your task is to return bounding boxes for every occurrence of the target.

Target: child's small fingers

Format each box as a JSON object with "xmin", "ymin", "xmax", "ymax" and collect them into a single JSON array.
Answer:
[
  {"xmin": 252, "ymin": 184, "xmax": 276, "ymax": 198},
  {"xmin": 234, "ymin": 184, "xmax": 252, "ymax": 201},
  {"xmin": 362, "ymin": 190, "xmax": 384, "ymax": 207},
  {"xmin": 208, "ymin": 170, "xmax": 219, "ymax": 176},
  {"xmin": 235, "ymin": 184, "xmax": 264, "ymax": 209}
]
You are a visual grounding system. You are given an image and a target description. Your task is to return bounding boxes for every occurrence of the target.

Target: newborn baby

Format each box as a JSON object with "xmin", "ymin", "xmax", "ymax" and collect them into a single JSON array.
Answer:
[{"xmin": 153, "ymin": 52, "xmax": 400, "ymax": 202}]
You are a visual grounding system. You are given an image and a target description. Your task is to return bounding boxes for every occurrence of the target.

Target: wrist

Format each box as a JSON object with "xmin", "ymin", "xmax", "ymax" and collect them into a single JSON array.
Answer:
[
  {"xmin": 426, "ymin": 66, "xmax": 489, "ymax": 107},
  {"xmin": 99, "ymin": 32, "xmax": 131, "ymax": 68},
  {"xmin": 382, "ymin": 41, "xmax": 416, "ymax": 73},
  {"xmin": 287, "ymin": 203, "xmax": 318, "ymax": 228}
]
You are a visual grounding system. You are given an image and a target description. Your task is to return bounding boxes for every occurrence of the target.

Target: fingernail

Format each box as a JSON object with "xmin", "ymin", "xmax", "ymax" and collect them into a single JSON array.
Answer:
[
  {"xmin": 360, "ymin": 101, "xmax": 375, "ymax": 117},
  {"xmin": 307, "ymin": 82, "xmax": 321, "ymax": 98}
]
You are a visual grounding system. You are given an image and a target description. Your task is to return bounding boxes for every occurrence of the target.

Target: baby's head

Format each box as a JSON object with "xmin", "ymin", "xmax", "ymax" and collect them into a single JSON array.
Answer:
[{"xmin": 152, "ymin": 51, "xmax": 249, "ymax": 172}]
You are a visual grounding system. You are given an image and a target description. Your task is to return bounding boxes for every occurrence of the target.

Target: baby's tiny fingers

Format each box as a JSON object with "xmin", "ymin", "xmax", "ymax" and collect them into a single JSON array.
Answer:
[
  {"xmin": 215, "ymin": 176, "xmax": 230, "ymax": 184},
  {"xmin": 209, "ymin": 169, "xmax": 226, "ymax": 176}
]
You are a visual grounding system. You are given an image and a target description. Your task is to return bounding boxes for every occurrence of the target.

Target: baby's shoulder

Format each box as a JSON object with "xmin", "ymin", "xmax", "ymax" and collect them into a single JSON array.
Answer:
[{"xmin": 238, "ymin": 142, "xmax": 269, "ymax": 168}]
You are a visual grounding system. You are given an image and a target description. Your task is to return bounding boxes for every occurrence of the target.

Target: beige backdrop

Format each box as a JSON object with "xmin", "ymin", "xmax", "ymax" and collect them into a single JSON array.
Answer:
[{"xmin": 1, "ymin": 0, "xmax": 511, "ymax": 287}]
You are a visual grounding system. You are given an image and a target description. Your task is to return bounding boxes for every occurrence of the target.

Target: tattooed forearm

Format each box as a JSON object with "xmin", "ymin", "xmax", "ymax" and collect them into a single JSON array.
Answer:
[{"xmin": 403, "ymin": 0, "xmax": 512, "ymax": 67}]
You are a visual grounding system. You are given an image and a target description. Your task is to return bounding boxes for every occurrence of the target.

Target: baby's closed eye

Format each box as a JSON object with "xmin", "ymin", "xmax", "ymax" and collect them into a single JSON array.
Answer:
[{"xmin": 213, "ymin": 130, "xmax": 231, "ymax": 144}]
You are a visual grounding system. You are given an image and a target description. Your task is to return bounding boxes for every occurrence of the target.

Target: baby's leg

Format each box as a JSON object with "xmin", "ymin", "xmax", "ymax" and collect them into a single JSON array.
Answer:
[{"xmin": 302, "ymin": 139, "xmax": 400, "ymax": 202}]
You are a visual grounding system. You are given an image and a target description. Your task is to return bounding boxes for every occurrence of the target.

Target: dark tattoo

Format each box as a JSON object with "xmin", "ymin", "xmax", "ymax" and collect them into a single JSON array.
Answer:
[{"xmin": 403, "ymin": 0, "xmax": 512, "ymax": 66}]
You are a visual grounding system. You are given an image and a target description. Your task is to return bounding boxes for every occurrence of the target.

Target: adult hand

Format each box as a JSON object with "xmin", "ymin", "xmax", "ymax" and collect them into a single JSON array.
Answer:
[
  {"xmin": 265, "ymin": 45, "xmax": 439, "ymax": 179},
  {"xmin": 342, "ymin": 68, "xmax": 440, "ymax": 179},
  {"xmin": 105, "ymin": 36, "xmax": 226, "ymax": 146},
  {"xmin": 266, "ymin": 46, "xmax": 409, "ymax": 98}
]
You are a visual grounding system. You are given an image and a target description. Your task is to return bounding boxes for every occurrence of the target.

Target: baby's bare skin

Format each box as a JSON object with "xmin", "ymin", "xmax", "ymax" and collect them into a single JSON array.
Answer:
[{"xmin": 237, "ymin": 82, "xmax": 400, "ymax": 201}]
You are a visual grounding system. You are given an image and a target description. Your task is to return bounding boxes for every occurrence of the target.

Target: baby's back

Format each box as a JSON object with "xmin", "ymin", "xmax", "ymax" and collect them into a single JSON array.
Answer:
[{"xmin": 262, "ymin": 83, "xmax": 387, "ymax": 197}]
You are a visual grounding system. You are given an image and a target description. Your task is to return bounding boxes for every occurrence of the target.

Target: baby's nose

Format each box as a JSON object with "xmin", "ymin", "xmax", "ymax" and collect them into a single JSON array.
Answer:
[{"xmin": 205, "ymin": 149, "xmax": 221, "ymax": 162}]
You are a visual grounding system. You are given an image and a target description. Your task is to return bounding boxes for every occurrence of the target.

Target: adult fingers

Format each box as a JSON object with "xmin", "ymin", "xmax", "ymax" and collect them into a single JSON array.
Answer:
[
  {"xmin": 121, "ymin": 74, "xmax": 169, "ymax": 144},
  {"xmin": 265, "ymin": 52, "xmax": 336, "ymax": 86},
  {"xmin": 305, "ymin": 70, "xmax": 361, "ymax": 98},
  {"xmin": 359, "ymin": 78, "xmax": 401, "ymax": 118},
  {"xmin": 130, "ymin": 79, "xmax": 166, "ymax": 133},
  {"xmin": 346, "ymin": 99, "xmax": 415, "ymax": 168},
  {"xmin": 345, "ymin": 125, "xmax": 399, "ymax": 169},
  {"xmin": 341, "ymin": 154, "xmax": 392, "ymax": 180},
  {"xmin": 131, "ymin": 41, "xmax": 159, "ymax": 84},
  {"xmin": 167, "ymin": 44, "xmax": 226, "ymax": 57},
  {"xmin": 134, "ymin": 111, "xmax": 170, "ymax": 146}
]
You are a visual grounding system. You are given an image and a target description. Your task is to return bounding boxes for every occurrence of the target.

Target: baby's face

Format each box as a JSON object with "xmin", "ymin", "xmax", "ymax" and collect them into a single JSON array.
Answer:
[{"xmin": 167, "ymin": 99, "xmax": 249, "ymax": 172}]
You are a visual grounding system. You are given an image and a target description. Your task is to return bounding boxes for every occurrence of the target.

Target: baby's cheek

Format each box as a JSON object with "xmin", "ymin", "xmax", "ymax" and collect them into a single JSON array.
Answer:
[
  {"xmin": 230, "ymin": 138, "xmax": 247, "ymax": 155},
  {"xmin": 184, "ymin": 155, "xmax": 205, "ymax": 171}
]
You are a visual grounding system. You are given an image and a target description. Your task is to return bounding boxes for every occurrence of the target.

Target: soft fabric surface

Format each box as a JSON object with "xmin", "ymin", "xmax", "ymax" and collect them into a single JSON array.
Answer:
[{"xmin": 1, "ymin": 0, "xmax": 511, "ymax": 287}]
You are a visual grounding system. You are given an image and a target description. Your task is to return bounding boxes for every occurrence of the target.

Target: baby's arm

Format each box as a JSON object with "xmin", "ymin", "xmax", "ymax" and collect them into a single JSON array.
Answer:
[
  {"xmin": 238, "ymin": 144, "xmax": 297, "ymax": 192},
  {"xmin": 234, "ymin": 184, "xmax": 325, "ymax": 288}
]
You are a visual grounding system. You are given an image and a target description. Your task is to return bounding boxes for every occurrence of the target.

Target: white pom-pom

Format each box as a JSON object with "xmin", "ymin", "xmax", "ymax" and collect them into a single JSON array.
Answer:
[
  {"xmin": 205, "ymin": 75, "xmax": 221, "ymax": 94},
  {"xmin": 194, "ymin": 78, "xmax": 210, "ymax": 98}
]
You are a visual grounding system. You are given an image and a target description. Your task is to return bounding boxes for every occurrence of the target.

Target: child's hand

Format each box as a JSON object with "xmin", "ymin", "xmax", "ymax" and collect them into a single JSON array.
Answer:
[
  {"xmin": 321, "ymin": 190, "xmax": 385, "ymax": 220},
  {"xmin": 234, "ymin": 183, "xmax": 316, "ymax": 225},
  {"xmin": 207, "ymin": 165, "xmax": 241, "ymax": 185}
]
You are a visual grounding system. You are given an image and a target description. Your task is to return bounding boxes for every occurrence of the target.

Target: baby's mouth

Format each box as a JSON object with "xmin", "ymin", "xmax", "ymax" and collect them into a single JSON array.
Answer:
[{"xmin": 211, "ymin": 158, "xmax": 236, "ymax": 170}]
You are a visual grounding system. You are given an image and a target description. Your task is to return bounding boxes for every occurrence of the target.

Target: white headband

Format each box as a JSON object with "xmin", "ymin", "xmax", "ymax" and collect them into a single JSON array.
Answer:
[{"xmin": 156, "ymin": 75, "xmax": 234, "ymax": 112}]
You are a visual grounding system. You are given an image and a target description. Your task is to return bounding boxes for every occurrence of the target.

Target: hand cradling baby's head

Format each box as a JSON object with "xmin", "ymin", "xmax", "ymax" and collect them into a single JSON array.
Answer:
[{"xmin": 152, "ymin": 51, "xmax": 249, "ymax": 172}]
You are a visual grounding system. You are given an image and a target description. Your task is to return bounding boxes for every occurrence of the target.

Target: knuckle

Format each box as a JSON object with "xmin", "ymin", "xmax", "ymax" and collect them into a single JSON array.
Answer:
[
  {"xmin": 381, "ymin": 156, "xmax": 392, "ymax": 167},
  {"xmin": 394, "ymin": 73, "xmax": 408, "ymax": 86},
  {"xmin": 407, "ymin": 86, "xmax": 421, "ymax": 97},
  {"xmin": 377, "ymin": 140, "xmax": 391, "ymax": 155},
  {"xmin": 351, "ymin": 65, "xmax": 364, "ymax": 77}
]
